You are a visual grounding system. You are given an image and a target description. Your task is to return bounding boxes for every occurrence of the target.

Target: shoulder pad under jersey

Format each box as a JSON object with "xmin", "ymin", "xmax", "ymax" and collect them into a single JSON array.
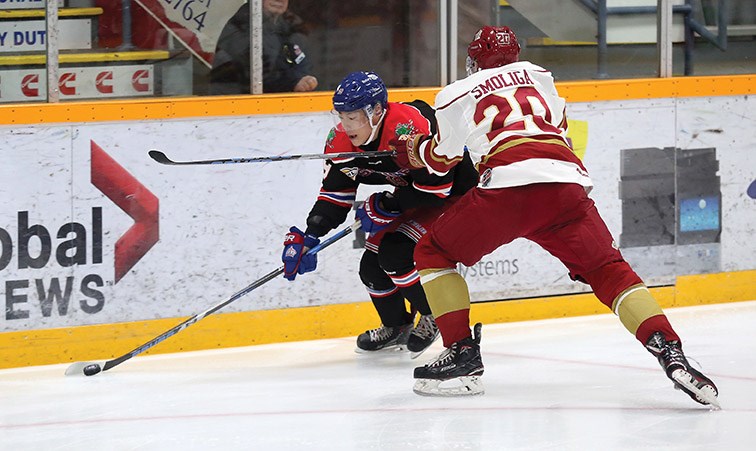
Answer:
[{"xmin": 377, "ymin": 102, "xmax": 433, "ymax": 152}]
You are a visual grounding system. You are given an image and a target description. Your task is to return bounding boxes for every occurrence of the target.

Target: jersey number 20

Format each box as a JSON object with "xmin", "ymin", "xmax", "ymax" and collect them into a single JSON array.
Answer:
[{"xmin": 473, "ymin": 86, "xmax": 563, "ymax": 143}]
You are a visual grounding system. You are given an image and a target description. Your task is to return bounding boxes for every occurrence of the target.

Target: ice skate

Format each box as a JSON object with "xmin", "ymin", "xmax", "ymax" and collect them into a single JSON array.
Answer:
[
  {"xmin": 407, "ymin": 315, "xmax": 440, "ymax": 359},
  {"xmin": 413, "ymin": 323, "xmax": 484, "ymax": 396},
  {"xmin": 355, "ymin": 323, "xmax": 412, "ymax": 353},
  {"xmin": 645, "ymin": 331, "xmax": 720, "ymax": 409}
]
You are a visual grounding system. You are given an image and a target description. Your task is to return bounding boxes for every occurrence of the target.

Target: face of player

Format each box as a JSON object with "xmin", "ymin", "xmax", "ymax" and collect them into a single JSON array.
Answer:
[
  {"xmin": 335, "ymin": 103, "xmax": 383, "ymax": 147},
  {"xmin": 263, "ymin": 0, "xmax": 288, "ymax": 16}
]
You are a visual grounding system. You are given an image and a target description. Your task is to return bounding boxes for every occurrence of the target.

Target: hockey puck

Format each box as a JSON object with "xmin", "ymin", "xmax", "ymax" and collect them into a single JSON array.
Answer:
[{"xmin": 83, "ymin": 364, "xmax": 102, "ymax": 376}]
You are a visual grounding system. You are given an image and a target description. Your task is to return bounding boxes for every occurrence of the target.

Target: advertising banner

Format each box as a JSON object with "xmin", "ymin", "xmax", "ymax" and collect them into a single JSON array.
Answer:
[
  {"xmin": 0, "ymin": 64, "xmax": 154, "ymax": 102},
  {"xmin": 1, "ymin": 95, "xmax": 754, "ymax": 332},
  {"xmin": 134, "ymin": 0, "xmax": 246, "ymax": 68},
  {"xmin": 0, "ymin": 0, "xmax": 64, "ymax": 10},
  {"xmin": 0, "ymin": 17, "xmax": 92, "ymax": 52}
]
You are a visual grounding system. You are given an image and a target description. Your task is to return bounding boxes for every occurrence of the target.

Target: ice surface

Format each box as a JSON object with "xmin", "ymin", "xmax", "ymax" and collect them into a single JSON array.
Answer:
[{"xmin": 2, "ymin": 301, "xmax": 755, "ymax": 450}]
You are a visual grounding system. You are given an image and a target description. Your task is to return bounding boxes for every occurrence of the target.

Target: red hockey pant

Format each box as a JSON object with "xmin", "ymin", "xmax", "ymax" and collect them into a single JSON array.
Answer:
[{"xmin": 415, "ymin": 183, "xmax": 647, "ymax": 340}]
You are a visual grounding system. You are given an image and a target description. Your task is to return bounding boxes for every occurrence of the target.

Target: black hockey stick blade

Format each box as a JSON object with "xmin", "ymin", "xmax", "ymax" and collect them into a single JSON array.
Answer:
[
  {"xmin": 148, "ymin": 149, "xmax": 396, "ymax": 166},
  {"xmin": 64, "ymin": 220, "xmax": 361, "ymax": 377},
  {"xmin": 148, "ymin": 150, "xmax": 174, "ymax": 164}
]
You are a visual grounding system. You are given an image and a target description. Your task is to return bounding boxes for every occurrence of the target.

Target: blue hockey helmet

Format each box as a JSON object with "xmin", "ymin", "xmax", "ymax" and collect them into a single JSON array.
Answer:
[{"xmin": 332, "ymin": 71, "xmax": 388, "ymax": 113}]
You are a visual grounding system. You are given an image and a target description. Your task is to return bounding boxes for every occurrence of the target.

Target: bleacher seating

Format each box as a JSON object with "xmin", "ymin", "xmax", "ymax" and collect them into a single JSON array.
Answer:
[{"xmin": 0, "ymin": 1, "xmax": 191, "ymax": 102}]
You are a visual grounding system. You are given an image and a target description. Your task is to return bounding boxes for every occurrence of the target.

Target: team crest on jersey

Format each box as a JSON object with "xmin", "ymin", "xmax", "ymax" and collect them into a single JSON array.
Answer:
[
  {"xmin": 326, "ymin": 128, "xmax": 337, "ymax": 149},
  {"xmin": 394, "ymin": 121, "xmax": 418, "ymax": 137},
  {"xmin": 340, "ymin": 167, "xmax": 360, "ymax": 180}
]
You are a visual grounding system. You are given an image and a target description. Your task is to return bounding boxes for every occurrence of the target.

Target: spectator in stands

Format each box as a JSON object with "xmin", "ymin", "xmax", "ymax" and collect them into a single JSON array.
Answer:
[{"xmin": 209, "ymin": 0, "xmax": 318, "ymax": 94}]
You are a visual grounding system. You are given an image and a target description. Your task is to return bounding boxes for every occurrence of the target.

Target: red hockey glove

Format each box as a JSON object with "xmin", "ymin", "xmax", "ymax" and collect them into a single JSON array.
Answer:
[
  {"xmin": 388, "ymin": 134, "xmax": 427, "ymax": 169},
  {"xmin": 282, "ymin": 226, "xmax": 320, "ymax": 281},
  {"xmin": 355, "ymin": 192, "xmax": 401, "ymax": 235}
]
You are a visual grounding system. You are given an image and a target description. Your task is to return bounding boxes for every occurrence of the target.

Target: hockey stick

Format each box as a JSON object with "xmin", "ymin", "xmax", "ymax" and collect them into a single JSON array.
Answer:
[
  {"xmin": 65, "ymin": 220, "xmax": 362, "ymax": 377},
  {"xmin": 148, "ymin": 149, "xmax": 397, "ymax": 166}
]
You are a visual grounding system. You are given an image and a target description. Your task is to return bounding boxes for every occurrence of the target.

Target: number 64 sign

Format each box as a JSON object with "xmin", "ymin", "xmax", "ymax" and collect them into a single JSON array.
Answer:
[{"xmin": 135, "ymin": 0, "xmax": 246, "ymax": 68}]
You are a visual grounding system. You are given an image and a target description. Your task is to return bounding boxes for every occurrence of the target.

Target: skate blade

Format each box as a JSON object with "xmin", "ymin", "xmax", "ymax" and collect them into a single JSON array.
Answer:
[
  {"xmin": 409, "ymin": 331, "xmax": 441, "ymax": 360},
  {"xmin": 354, "ymin": 344, "xmax": 408, "ymax": 355},
  {"xmin": 671, "ymin": 369, "xmax": 721, "ymax": 410},
  {"xmin": 409, "ymin": 348, "xmax": 430, "ymax": 359},
  {"xmin": 413, "ymin": 376, "xmax": 484, "ymax": 397}
]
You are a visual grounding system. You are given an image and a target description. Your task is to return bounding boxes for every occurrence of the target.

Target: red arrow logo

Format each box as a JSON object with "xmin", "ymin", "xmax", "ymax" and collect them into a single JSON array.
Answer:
[{"xmin": 90, "ymin": 141, "xmax": 159, "ymax": 283}]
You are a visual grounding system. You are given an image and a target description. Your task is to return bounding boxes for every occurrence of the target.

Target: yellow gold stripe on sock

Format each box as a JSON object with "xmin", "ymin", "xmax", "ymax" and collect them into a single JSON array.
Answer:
[
  {"xmin": 612, "ymin": 285, "xmax": 646, "ymax": 315},
  {"xmin": 420, "ymin": 268, "xmax": 458, "ymax": 284},
  {"xmin": 612, "ymin": 284, "xmax": 664, "ymax": 335},
  {"xmin": 419, "ymin": 268, "xmax": 471, "ymax": 317}
]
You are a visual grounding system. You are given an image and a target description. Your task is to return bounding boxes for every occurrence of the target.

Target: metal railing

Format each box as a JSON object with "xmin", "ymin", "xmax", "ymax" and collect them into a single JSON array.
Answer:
[{"xmin": 579, "ymin": 0, "xmax": 729, "ymax": 77}]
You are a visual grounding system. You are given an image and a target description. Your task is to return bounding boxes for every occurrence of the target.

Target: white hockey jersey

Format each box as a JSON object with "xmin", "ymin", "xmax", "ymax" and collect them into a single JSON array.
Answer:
[{"xmin": 418, "ymin": 61, "xmax": 593, "ymax": 191}]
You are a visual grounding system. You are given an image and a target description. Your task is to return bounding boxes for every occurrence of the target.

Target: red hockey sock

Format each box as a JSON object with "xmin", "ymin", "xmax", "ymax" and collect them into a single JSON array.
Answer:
[
  {"xmin": 636, "ymin": 314, "xmax": 681, "ymax": 345},
  {"xmin": 435, "ymin": 309, "xmax": 472, "ymax": 347}
]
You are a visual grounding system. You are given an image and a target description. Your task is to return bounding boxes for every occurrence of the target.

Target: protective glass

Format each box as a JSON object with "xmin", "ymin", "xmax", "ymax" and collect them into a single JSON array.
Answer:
[{"xmin": 465, "ymin": 56, "xmax": 479, "ymax": 76}]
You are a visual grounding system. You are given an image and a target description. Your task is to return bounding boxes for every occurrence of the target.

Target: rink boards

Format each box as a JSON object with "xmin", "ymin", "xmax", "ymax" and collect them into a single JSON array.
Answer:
[{"xmin": 1, "ymin": 75, "xmax": 754, "ymax": 369}]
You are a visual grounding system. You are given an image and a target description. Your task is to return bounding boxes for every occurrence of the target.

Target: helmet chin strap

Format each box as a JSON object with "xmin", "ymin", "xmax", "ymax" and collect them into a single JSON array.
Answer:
[{"xmin": 361, "ymin": 105, "xmax": 386, "ymax": 146}]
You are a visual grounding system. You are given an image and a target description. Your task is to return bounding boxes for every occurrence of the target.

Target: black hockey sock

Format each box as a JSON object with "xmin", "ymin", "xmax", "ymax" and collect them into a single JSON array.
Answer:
[
  {"xmin": 371, "ymin": 292, "xmax": 411, "ymax": 327},
  {"xmin": 402, "ymin": 282, "xmax": 432, "ymax": 315}
]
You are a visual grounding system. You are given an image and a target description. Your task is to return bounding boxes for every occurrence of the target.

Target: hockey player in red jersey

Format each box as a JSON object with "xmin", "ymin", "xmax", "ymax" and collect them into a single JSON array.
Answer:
[
  {"xmin": 282, "ymin": 71, "xmax": 478, "ymax": 357},
  {"xmin": 391, "ymin": 26, "xmax": 720, "ymax": 407}
]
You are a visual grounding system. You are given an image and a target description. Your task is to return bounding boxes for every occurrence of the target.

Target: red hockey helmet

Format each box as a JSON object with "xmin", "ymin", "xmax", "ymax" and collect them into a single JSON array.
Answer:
[{"xmin": 466, "ymin": 26, "xmax": 521, "ymax": 75}]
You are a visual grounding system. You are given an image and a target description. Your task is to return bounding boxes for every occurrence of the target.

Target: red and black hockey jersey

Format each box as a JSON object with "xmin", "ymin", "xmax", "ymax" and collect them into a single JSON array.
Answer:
[{"xmin": 305, "ymin": 100, "xmax": 478, "ymax": 237}]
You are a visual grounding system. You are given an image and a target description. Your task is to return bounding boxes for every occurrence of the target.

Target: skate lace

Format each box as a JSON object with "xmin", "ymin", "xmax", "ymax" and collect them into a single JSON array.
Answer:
[
  {"xmin": 687, "ymin": 355, "xmax": 703, "ymax": 369},
  {"xmin": 662, "ymin": 342, "xmax": 688, "ymax": 369},
  {"xmin": 428, "ymin": 346, "xmax": 456, "ymax": 368},
  {"xmin": 412, "ymin": 315, "xmax": 438, "ymax": 340},
  {"xmin": 368, "ymin": 325, "xmax": 394, "ymax": 341}
]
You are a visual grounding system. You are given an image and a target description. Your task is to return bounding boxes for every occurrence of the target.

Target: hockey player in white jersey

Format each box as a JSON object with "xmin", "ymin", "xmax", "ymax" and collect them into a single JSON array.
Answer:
[{"xmin": 390, "ymin": 25, "xmax": 719, "ymax": 407}]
